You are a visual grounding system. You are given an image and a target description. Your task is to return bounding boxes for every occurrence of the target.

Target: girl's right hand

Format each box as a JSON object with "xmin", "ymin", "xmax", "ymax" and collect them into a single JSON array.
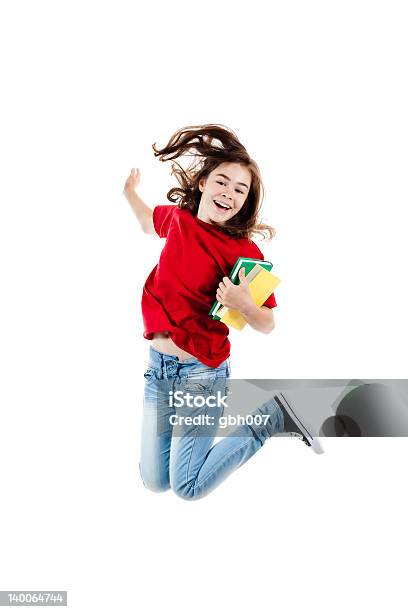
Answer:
[{"xmin": 123, "ymin": 167, "xmax": 141, "ymax": 194}]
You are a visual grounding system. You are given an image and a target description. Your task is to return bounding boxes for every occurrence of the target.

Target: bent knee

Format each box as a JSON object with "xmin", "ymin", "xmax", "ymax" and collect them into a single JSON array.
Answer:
[
  {"xmin": 139, "ymin": 464, "xmax": 170, "ymax": 493},
  {"xmin": 171, "ymin": 480, "xmax": 205, "ymax": 501},
  {"xmin": 140, "ymin": 476, "xmax": 170, "ymax": 493}
]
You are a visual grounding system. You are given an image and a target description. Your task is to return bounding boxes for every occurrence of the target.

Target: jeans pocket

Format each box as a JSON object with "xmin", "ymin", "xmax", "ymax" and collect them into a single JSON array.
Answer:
[
  {"xmin": 144, "ymin": 367, "xmax": 158, "ymax": 383},
  {"xmin": 186, "ymin": 370, "xmax": 215, "ymax": 380},
  {"xmin": 182, "ymin": 377, "xmax": 215, "ymax": 394}
]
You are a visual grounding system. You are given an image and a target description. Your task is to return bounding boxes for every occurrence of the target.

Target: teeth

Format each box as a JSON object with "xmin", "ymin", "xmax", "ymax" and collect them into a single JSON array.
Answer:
[{"xmin": 214, "ymin": 200, "xmax": 230, "ymax": 209}]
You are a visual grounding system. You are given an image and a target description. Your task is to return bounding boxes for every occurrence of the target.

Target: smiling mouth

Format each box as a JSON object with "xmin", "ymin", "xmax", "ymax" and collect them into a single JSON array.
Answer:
[{"xmin": 213, "ymin": 199, "xmax": 232, "ymax": 211}]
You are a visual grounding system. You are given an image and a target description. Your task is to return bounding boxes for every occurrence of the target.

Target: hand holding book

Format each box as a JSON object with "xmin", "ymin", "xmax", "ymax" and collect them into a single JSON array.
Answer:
[
  {"xmin": 209, "ymin": 256, "xmax": 281, "ymax": 331},
  {"xmin": 216, "ymin": 268, "xmax": 254, "ymax": 312}
]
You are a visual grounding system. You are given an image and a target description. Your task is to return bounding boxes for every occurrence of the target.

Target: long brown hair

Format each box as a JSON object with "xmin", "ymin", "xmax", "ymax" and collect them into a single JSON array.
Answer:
[{"xmin": 152, "ymin": 124, "xmax": 275, "ymax": 241}]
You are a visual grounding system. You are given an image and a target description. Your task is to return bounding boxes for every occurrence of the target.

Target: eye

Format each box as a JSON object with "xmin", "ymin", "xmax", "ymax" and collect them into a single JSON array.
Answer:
[
  {"xmin": 236, "ymin": 189, "xmax": 244, "ymax": 194},
  {"xmin": 216, "ymin": 181, "xmax": 226, "ymax": 186}
]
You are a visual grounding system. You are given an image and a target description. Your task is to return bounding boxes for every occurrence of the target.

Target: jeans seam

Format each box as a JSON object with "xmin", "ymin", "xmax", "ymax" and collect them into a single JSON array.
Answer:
[
  {"xmin": 185, "ymin": 392, "xmax": 212, "ymax": 484},
  {"xmin": 184, "ymin": 427, "xmax": 198, "ymax": 485},
  {"xmin": 182, "ymin": 379, "xmax": 215, "ymax": 485}
]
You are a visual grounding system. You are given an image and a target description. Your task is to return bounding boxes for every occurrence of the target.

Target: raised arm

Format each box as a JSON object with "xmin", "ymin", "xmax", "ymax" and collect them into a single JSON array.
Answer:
[{"xmin": 122, "ymin": 168, "xmax": 155, "ymax": 235}]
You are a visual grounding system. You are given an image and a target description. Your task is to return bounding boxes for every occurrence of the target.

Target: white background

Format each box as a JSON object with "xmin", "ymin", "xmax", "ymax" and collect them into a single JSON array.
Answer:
[{"xmin": 1, "ymin": 1, "xmax": 407, "ymax": 610}]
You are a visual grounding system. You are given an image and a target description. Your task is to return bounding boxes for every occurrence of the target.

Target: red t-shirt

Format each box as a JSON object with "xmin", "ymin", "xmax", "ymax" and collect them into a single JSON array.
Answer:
[{"xmin": 141, "ymin": 205, "xmax": 277, "ymax": 368}]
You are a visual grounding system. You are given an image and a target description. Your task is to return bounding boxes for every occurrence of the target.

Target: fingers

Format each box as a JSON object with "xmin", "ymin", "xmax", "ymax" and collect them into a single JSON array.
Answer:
[
  {"xmin": 217, "ymin": 276, "xmax": 234, "ymax": 304},
  {"xmin": 239, "ymin": 267, "xmax": 247, "ymax": 281},
  {"xmin": 124, "ymin": 167, "xmax": 140, "ymax": 191},
  {"xmin": 130, "ymin": 167, "xmax": 140, "ymax": 180},
  {"xmin": 218, "ymin": 276, "xmax": 232, "ymax": 290},
  {"xmin": 216, "ymin": 270, "xmax": 249, "ymax": 307},
  {"xmin": 216, "ymin": 289, "xmax": 225, "ymax": 304},
  {"xmin": 217, "ymin": 278, "xmax": 226, "ymax": 300}
]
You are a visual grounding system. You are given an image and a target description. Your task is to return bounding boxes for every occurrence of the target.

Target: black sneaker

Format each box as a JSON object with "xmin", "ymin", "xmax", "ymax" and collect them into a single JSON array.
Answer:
[{"xmin": 274, "ymin": 393, "xmax": 324, "ymax": 454}]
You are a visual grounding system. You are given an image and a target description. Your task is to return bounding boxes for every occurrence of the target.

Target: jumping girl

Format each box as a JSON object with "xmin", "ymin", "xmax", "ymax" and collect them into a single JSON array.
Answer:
[{"xmin": 123, "ymin": 124, "xmax": 321, "ymax": 501}]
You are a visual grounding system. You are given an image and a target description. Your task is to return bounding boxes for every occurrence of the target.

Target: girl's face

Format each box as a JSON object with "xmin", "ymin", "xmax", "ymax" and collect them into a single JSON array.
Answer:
[{"xmin": 197, "ymin": 162, "xmax": 251, "ymax": 225}]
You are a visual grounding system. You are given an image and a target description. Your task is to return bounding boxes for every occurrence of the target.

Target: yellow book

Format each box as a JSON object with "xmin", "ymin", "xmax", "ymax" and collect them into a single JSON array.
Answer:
[{"xmin": 219, "ymin": 268, "xmax": 281, "ymax": 331}]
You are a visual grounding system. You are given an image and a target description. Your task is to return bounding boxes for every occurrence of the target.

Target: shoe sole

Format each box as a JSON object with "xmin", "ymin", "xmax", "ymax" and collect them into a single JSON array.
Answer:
[{"xmin": 274, "ymin": 393, "xmax": 324, "ymax": 455}]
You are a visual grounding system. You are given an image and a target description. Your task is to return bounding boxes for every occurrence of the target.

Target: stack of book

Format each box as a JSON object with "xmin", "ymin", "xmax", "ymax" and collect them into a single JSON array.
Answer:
[{"xmin": 209, "ymin": 257, "xmax": 281, "ymax": 330}]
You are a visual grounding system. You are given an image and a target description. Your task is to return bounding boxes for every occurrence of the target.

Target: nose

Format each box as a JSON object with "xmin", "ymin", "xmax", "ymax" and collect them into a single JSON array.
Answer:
[{"xmin": 221, "ymin": 189, "xmax": 233, "ymax": 200}]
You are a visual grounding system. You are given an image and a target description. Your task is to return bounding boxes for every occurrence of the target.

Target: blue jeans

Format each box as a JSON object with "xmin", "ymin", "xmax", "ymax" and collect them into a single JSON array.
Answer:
[{"xmin": 139, "ymin": 346, "xmax": 284, "ymax": 501}]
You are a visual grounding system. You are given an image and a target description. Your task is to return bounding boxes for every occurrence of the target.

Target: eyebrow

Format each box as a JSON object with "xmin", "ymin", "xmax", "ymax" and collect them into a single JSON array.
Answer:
[{"xmin": 215, "ymin": 173, "xmax": 249, "ymax": 189}]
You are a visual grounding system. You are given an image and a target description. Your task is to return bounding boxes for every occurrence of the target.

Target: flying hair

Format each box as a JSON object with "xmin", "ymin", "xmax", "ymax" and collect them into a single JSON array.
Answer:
[{"xmin": 152, "ymin": 124, "xmax": 276, "ymax": 241}]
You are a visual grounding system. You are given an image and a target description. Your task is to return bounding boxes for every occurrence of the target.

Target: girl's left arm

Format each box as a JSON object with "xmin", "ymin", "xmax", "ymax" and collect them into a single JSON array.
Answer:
[
  {"xmin": 215, "ymin": 268, "xmax": 275, "ymax": 334},
  {"xmin": 239, "ymin": 304, "xmax": 275, "ymax": 334}
]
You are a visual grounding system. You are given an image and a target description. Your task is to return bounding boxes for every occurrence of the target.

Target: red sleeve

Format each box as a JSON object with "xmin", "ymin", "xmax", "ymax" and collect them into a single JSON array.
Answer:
[
  {"xmin": 263, "ymin": 292, "xmax": 277, "ymax": 308},
  {"xmin": 152, "ymin": 205, "xmax": 178, "ymax": 238}
]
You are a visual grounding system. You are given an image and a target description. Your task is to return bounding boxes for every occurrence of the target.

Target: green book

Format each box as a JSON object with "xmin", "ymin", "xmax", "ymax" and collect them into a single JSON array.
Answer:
[{"xmin": 209, "ymin": 257, "xmax": 273, "ymax": 320}]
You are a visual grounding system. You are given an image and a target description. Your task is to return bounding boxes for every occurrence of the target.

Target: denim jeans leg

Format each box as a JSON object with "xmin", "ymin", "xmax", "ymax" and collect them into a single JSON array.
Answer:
[
  {"xmin": 139, "ymin": 348, "xmax": 285, "ymax": 501},
  {"xmin": 169, "ymin": 392, "xmax": 222, "ymax": 499},
  {"xmin": 139, "ymin": 370, "xmax": 174, "ymax": 493},
  {"xmin": 170, "ymin": 387, "xmax": 284, "ymax": 501}
]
